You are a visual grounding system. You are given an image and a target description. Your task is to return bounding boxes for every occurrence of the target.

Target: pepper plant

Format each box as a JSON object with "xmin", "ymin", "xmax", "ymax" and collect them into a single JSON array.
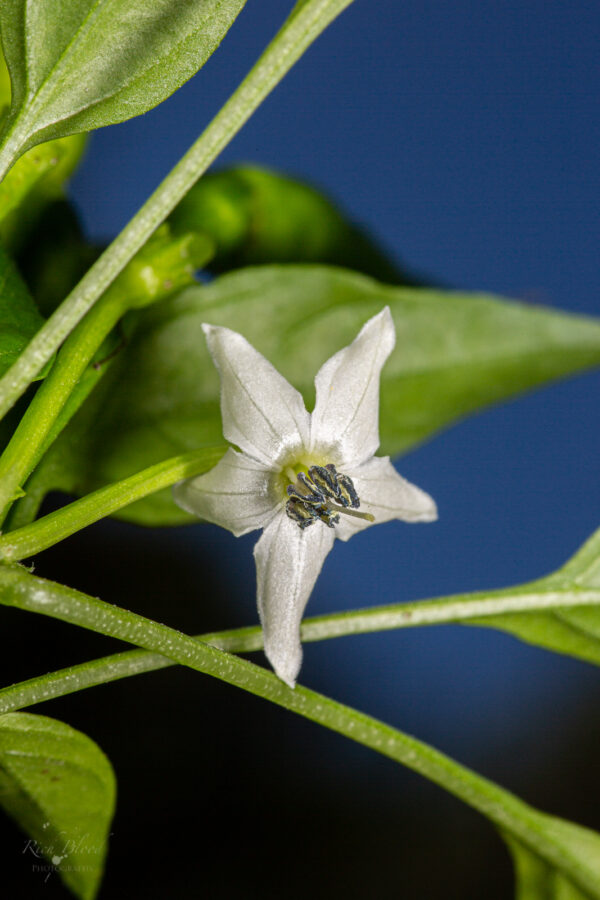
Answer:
[{"xmin": 0, "ymin": 3, "xmax": 599, "ymax": 898}]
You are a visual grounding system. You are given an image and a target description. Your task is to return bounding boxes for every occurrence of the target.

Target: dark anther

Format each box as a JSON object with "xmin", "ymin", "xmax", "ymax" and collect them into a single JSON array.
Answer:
[
  {"xmin": 286, "ymin": 465, "xmax": 361, "ymax": 529},
  {"xmin": 336, "ymin": 473, "xmax": 360, "ymax": 508},
  {"xmin": 308, "ymin": 465, "xmax": 342, "ymax": 502},
  {"xmin": 286, "ymin": 497, "xmax": 319, "ymax": 529}
]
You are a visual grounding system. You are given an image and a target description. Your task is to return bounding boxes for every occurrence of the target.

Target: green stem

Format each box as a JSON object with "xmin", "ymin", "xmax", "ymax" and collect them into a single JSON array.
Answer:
[
  {"xmin": 0, "ymin": 0, "xmax": 355, "ymax": 421},
  {"xmin": 1, "ymin": 362, "xmax": 111, "ymax": 533},
  {"xmin": 0, "ymin": 289, "xmax": 125, "ymax": 524},
  {"xmin": 0, "ymin": 564, "xmax": 597, "ymax": 896},
  {"xmin": 0, "ymin": 446, "xmax": 226, "ymax": 559},
  {"xmin": 1, "ymin": 584, "xmax": 599, "ymax": 715},
  {"xmin": 0, "ymin": 586, "xmax": 597, "ymax": 710}
]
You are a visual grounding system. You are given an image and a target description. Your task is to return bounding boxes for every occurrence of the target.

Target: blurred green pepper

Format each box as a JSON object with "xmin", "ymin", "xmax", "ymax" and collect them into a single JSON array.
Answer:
[{"xmin": 169, "ymin": 164, "xmax": 416, "ymax": 285}]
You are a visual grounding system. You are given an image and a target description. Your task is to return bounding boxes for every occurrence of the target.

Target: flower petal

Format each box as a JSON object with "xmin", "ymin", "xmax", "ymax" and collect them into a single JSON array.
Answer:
[
  {"xmin": 203, "ymin": 324, "xmax": 310, "ymax": 467},
  {"xmin": 335, "ymin": 456, "xmax": 437, "ymax": 542},
  {"xmin": 310, "ymin": 307, "xmax": 395, "ymax": 467},
  {"xmin": 254, "ymin": 513, "xmax": 335, "ymax": 687},
  {"xmin": 172, "ymin": 449, "xmax": 278, "ymax": 537}
]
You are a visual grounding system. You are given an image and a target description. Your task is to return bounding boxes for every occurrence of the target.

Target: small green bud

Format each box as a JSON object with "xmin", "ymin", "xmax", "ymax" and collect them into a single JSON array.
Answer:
[{"xmin": 107, "ymin": 224, "xmax": 214, "ymax": 312}]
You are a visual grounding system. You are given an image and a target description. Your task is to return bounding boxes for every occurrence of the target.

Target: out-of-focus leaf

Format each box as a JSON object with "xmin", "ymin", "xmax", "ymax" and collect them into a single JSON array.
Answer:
[
  {"xmin": 0, "ymin": 0, "xmax": 246, "ymax": 161},
  {"xmin": 0, "ymin": 243, "xmax": 45, "ymax": 378},
  {"xmin": 170, "ymin": 164, "xmax": 411, "ymax": 283},
  {"xmin": 24, "ymin": 265, "xmax": 600, "ymax": 526},
  {"xmin": 16, "ymin": 200, "xmax": 101, "ymax": 317},
  {"xmin": 0, "ymin": 134, "xmax": 87, "ymax": 251},
  {"xmin": 0, "ymin": 712, "xmax": 116, "ymax": 900},
  {"xmin": 504, "ymin": 825, "xmax": 600, "ymax": 900}
]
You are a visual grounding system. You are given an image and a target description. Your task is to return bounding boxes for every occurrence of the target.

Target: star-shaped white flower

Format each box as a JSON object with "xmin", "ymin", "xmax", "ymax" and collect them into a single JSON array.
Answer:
[{"xmin": 173, "ymin": 307, "xmax": 437, "ymax": 687}]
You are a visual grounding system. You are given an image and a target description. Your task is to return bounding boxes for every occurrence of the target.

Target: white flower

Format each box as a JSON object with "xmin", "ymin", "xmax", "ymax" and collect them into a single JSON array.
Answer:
[{"xmin": 173, "ymin": 307, "xmax": 437, "ymax": 687}]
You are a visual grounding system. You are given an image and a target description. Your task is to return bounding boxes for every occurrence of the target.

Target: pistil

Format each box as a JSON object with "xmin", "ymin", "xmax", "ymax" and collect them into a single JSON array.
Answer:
[{"xmin": 330, "ymin": 505, "xmax": 375, "ymax": 522}]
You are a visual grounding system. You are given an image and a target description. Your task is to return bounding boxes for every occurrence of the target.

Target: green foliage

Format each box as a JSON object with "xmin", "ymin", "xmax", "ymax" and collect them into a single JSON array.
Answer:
[
  {"xmin": 169, "ymin": 164, "xmax": 410, "ymax": 283},
  {"xmin": 0, "ymin": 223, "xmax": 211, "ymax": 526},
  {"xmin": 0, "ymin": 1, "xmax": 357, "ymax": 421},
  {"xmin": 0, "ymin": 243, "xmax": 45, "ymax": 379},
  {"xmin": 505, "ymin": 824, "xmax": 600, "ymax": 900},
  {"xmin": 0, "ymin": 3, "xmax": 597, "ymax": 894},
  {"xmin": 0, "ymin": 40, "xmax": 10, "ymax": 110},
  {"xmin": 0, "ymin": 0, "xmax": 246, "ymax": 160},
  {"xmin": 0, "ymin": 712, "xmax": 116, "ymax": 900},
  {"xmin": 16, "ymin": 200, "xmax": 100, "ymax": 318},
  {"xmin": 25, "ymin": 265, "xmax": 600, "ymax": 525},
  {"xmin": 0, "ymin": 133, "xmax": 87, "ymax": 251}
]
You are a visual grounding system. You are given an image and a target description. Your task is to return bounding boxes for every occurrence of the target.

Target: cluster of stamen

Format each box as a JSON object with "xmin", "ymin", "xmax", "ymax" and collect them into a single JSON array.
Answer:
[{"xmin": 285, "ymin": 464, "xmax": 374, "ymax": 530}]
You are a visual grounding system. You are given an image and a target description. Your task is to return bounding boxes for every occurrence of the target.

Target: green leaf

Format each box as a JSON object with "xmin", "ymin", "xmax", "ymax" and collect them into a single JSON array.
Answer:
[
  {"xmin": 0, "ymin": 711, "xmax": 116, "ymax": 900},
  {"xmin": 505, "ymin": 824, "xmax": 600, "ymax": 900},
  {"xmin": 0, "ymin": 40, "xmax": 88, "ymax": 250},
  {"xmin": 0, "ymin": 242, "xmax": 45, "ymax": 378},
  {"xmin": 0, "ymin": 0, "xmax": 246, "ymax": 163},
  {"xmin": 169, "ymin": 164, "xmax": 411, "ymax": 283},
  {"xmin": 27, "ymin": 265, "xmax": 600, "ymax": 525},
  {"xmin": 0, "ymin": 563, "xmax": 600, "ymax": 898},
  {"xmin": 0, "ymin": 38, "xmax": 10, "ymax": 112}
]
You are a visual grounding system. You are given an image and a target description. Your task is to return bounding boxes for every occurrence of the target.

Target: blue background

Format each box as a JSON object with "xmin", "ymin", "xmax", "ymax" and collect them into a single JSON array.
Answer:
[{"xmin": 30, "ymin": 1, "xmax": 597, "ymax": 895}]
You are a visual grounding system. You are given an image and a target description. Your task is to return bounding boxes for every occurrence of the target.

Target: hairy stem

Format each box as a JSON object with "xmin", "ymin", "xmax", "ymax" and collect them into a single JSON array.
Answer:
[{"xmin": 0, "ymin": 584, "xmax": 599, "ymax": 715}]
